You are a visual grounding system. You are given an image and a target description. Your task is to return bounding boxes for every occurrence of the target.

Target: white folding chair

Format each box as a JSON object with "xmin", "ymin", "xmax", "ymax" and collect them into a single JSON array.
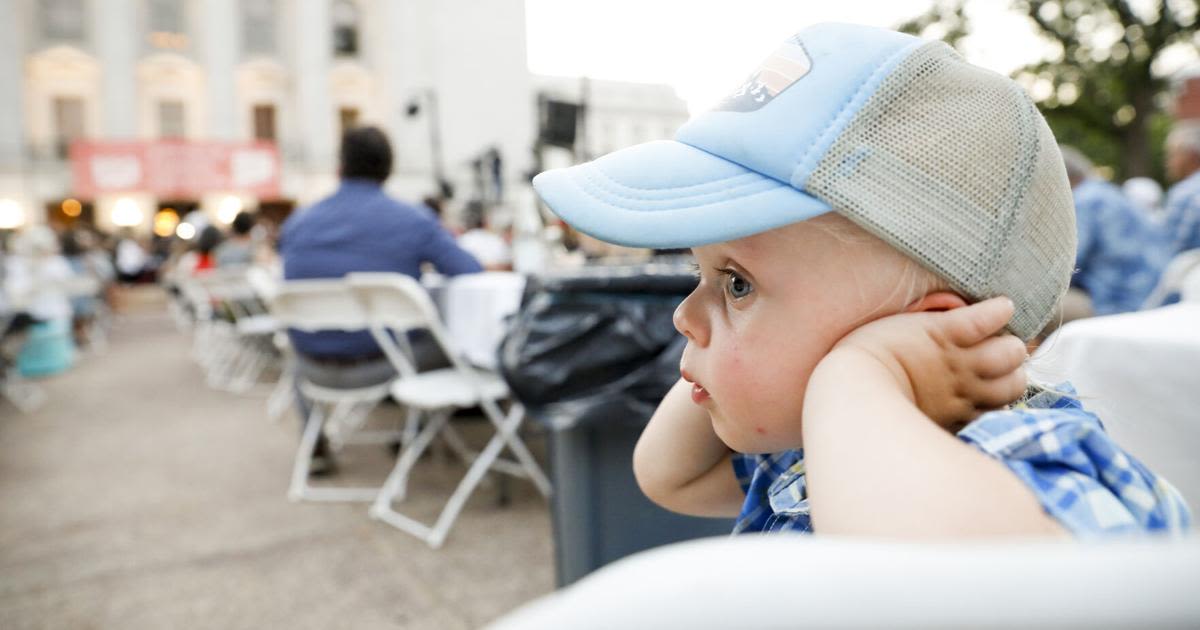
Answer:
[
  {"xmin": 241, "ymin": 266, "xmax": 294, "ymax": 418},
  {"xmin": 192, "ymin": 269, "xmax": 280, "ymax": 393},
  {"xmin": 348, "ymin": 272, "xmax": 551, "ymax": 548},
  {"xmin": 268, "ymin": 278, "xmax": 401, "ymax": 502}
]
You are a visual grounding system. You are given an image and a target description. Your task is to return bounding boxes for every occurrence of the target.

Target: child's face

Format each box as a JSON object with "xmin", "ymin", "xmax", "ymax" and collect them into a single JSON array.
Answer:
[{"xmin": 675, "ymin": 214, "xmax": 915, "ymax": 454}]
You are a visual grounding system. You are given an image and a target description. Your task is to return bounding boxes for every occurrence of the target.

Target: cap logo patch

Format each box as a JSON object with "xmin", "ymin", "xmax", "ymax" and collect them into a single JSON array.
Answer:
[{"xmin": 716, "ymin": 36, "xmax": 811, "ymax": 113}]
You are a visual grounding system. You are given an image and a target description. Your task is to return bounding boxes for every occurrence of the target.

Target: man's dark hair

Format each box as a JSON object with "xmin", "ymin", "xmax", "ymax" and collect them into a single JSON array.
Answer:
[
  {"xmin": 462, "ymin": 200, "xmax": 486, "ymax": 230},
  {"xmin": 60, "ymin": 230, "xmax": 84, "ymax": 257},
  {"xmin": 421, "ymin": 196, "xmax": 444, "ymax": 218},
  {"xmin": 339, "ymin": 126, "xmax": 393, "ymax": 183},
  {"xmin": 230, "ymin": 211, "xmax": 256, "ymax": 236},
  {"xmin": 195, "ymin": 225, "xmax": 223, "ymax": 254}
]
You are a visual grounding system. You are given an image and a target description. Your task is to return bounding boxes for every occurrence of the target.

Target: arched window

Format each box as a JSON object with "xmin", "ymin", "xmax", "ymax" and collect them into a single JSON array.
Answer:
[
  {"xmin": 332, "ymin": 0, "xmax": 359, "ymax": 57},
  {"xmin": 242, "ymin": 0, "xmax": 276, "ymax": 56},
  {"xmin": 146, "ymin": 0, "xmax": 187, "ymax": 50}
]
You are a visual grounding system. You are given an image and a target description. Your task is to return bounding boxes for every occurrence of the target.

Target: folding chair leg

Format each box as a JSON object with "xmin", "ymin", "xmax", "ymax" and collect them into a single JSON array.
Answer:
[
  {"xmin": 371, "ymin": 403, "xmax": 550, "ymax": 548},
  {"xmin": 288, "ymin": 402, "xmax": 379, "ymax": 502},
  {"xmin": 401, "ymin": 407, "xmax": 420, "ymax": 447},
  {"xmin": 372, "ymin": 409, "xmax": 450, "ymax": 507},
  {"xmin": 288, "ymin": 404, "xmax": 325, "ymax": 501},
  {"xmin": 424, "ymin": 428, "xmax": 513, "ymax": 548},
  {"xmin": 266, "ymin": 369, "xmax": 294, "ymax": 422},
  {"xmin": 439, "ymin": 422, "xmax": 477, "ymax": 464},
  {"xmin": 485, "ymin": 401, "xmax": 552, "ymax": 497},
  {"xmin": 227, "ymin": 345, "xmax": 270, "ymax": 393}
]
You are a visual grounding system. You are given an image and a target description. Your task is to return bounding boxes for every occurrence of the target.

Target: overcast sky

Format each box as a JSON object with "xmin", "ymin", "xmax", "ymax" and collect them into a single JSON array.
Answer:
[{"xmin": 524, "ymin": 0, "xmax": 1192, "ymax": 113}]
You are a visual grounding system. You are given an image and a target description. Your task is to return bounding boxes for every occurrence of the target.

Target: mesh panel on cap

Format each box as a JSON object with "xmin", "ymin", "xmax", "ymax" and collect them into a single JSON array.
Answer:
[
  {"xmin": 993, "ymin": 116, "xmax": 1076, "ymax": 337},
  {"xmin": 805, "ymin": 42, "xmax": 1076, "ymax": 340}
]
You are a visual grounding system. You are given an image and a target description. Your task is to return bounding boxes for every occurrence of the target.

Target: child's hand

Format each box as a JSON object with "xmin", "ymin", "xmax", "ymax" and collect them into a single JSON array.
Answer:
[{"xmin": 819, "ymin": 297, "xmax": 1027, "ymax": 431}]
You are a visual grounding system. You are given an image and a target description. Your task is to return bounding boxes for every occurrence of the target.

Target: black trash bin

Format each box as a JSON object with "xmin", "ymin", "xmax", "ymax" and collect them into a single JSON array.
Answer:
[{"xmin": 499, "ymin": 262, "xmax": 733, "ymax": 587}]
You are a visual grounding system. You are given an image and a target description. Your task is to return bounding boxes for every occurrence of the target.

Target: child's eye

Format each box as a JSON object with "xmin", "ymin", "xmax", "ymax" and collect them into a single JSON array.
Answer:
[{"xmin": 723, "ymin": 270, "xmax": 754, "ymax": 300}]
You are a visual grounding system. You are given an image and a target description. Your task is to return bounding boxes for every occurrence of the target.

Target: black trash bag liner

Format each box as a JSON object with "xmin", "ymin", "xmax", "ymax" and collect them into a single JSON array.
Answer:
[{"xmin": 498, "ymin": 265, "xmax": 696, "ymax": 431}]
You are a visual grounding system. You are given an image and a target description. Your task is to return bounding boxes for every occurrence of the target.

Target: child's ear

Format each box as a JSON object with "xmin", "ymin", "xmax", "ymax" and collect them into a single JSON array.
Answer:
[{"xmin": 904, "ymin": 291, "xmax": 970, "ymax": 313}]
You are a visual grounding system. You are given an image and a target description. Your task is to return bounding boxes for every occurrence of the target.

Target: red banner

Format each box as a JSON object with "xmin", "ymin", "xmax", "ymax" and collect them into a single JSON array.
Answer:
[{"xmin": 69, "ymin": 140, "xmax": 281, "ymax": 199}]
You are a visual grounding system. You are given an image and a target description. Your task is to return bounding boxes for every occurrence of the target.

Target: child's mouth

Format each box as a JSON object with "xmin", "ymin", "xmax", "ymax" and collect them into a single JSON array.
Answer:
[{"xmin": 681, "ymin": 368, "xmax": 711, "ymax": 405}]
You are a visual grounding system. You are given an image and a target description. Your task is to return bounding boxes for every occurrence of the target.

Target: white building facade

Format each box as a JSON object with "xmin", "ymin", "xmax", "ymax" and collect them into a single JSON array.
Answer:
[
  {"xmin": 532, "ymin": 75, "xmax": 691, "ymax": 168},
  {"xmin": 1, "ymin": 0, "xmax": 534, "ymax": 233}
]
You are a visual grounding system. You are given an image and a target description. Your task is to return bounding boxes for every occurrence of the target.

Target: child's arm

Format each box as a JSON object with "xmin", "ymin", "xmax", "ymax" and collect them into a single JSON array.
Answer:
[
  {"xmin": 802, "ymin": 297, "xmax": 1065, "ymax": 538},
  {"xmin": 633, "ymin": 378, "xmax": 744, "ymax": 517}
]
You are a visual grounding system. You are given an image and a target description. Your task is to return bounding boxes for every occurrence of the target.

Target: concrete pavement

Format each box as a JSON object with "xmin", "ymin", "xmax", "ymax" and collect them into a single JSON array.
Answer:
[{"xmin": 0, "ymin": 289, "xmax": 554, "ymax": 629}]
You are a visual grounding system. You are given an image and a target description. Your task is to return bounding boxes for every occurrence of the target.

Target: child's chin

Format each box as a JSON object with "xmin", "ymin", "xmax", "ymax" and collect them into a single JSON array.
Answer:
[{"xmin": 710, "ymin": 417, "xmax": 762, "ymax": 453}]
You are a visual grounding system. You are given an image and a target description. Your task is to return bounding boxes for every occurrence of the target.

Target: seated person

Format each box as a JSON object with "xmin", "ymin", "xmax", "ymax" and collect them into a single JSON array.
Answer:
[
  {"xmin": 1061, "ymin": 146, "xmax": 1170, "ymax": 316},
  {"xmin": 214, "ymin": 211, "xmax": 258, "ymax": 268},
  {"xmin": 532, "ymin": 24, "xmax": 1191, "ymax": 538},
  {"xmin": 278, "ymin": 126, "xmax": 482, "ymax": 474},
  {"xmin": 1164, "ymin": 123, "xmax": 1200, "ymax": 255},
  {"xmin": 456, "ymin": 201, "xmax": 513, "ymax": 271},
  {"xmin": 5, "ymin": 226, "xmax": 77, "ymax": 377}
]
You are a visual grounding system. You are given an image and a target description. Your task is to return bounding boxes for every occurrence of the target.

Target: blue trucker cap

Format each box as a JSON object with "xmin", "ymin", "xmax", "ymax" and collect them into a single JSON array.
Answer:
[{"xmin": 531, "ymin": 22, "xmax": 1077, "ymax": 340}]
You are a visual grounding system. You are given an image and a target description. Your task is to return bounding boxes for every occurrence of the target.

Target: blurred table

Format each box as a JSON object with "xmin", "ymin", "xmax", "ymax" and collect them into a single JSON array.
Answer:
[
  {"xmin": 424, "ymin": 272, "xmax": 526, "ymax": 370},
  {"xmin": 1030, "ymin": 303, "xmax": 1200, "ymax": 511}
]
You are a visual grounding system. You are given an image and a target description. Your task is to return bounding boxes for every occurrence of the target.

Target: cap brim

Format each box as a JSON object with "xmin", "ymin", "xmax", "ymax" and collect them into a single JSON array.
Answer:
[{"xmin": 532, "ymin": 140, "xmax": 832, "ymax": 249}]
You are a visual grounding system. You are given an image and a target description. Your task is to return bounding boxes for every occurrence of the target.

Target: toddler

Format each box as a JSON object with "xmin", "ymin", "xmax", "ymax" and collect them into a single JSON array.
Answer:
[{"xmin": 532, "ymin": 23, "xmax": 1191, "ymax": 538}]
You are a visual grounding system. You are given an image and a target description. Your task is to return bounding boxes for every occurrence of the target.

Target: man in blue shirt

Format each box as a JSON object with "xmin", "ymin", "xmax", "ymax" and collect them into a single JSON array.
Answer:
[
  {"xmin": 279, "ymin": 126, "xmax": 482, "ymax": 473},
  {"xmin": 1060, "ymin": 146, "xmax": 1169, "ymax": 316},
  {"xmin": 1164, "ymin": 123, "xmax": 1200, "ymax": 255}
]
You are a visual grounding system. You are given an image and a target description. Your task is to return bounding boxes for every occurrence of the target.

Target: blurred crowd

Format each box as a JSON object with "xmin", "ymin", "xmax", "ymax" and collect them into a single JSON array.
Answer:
[
  {"xmin": 1055, "ymin": 123, "xmax": 1200, "ymax": 329},
  {"xmin": 3, "ymin": 120, "xmax": 1199, "ymax": 395},
  {"xmin": 0, "ymin": 134, "xmax": 530, "ymax": 398}
]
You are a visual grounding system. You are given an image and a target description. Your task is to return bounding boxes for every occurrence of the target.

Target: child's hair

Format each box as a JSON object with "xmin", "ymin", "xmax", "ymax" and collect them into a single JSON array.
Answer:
[{"xmin": 812, "ymin": 214, "xmax": 951, "ymax": 323}]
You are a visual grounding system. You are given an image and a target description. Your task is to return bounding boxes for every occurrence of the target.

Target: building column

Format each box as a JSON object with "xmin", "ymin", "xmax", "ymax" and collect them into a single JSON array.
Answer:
[
  {"xmin": 0, "ymin": 0, "xmax": 23, "ymax": 170},
  {"xmin": 376, "ymin": 0, "xmax": 435, "ymax": 183},
  {"xmin": 202, "ymin": 0, "xmax": 239, "ymax": 140},
  {"xmin": 294, "ymin": 0, "xmax": 334, "ymax": 172},
  {"xmin": 95, "ymin": 0, "xmax": 139, "ymax": 139}
]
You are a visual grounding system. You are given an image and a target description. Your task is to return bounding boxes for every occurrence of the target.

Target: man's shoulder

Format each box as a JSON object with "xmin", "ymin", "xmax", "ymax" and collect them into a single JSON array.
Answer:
[
  {"xmin": 1167, "ymin": 171, "xmax": 1200, "ymax": 209},
  {"xmin": 1075, "ymin": 179, "xmax": 1129, "ymax": 208}
]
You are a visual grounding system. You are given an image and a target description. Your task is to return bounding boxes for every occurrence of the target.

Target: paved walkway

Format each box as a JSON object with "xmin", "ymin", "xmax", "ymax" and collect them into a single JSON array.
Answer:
[{"xmin": 0, "ymin": 290, "xmax": 553, "ymax": 629}]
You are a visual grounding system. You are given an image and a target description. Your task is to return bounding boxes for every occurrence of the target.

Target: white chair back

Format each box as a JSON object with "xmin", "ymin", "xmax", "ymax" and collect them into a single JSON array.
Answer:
[
  {"xmin": 268, "ymin": 278, "xmax": 367, "ymax": 333},
  {"xmin": 1142, "ymin": 248, "xmax": 1200, "ymax": 308},
  {"xmin": 345, "ymin": 272, "xmax": 455, "ymax": 376},
  {"xmin": 195, "ymin": 268, "xmax": 257, "ymax": 304},
  {"xmin": 245, "ymin": 265, "xmax": 280, "ymax": 303},
  {"xmin": 345, "ymin": 273, "xmax": 442, "ymax": 334}
]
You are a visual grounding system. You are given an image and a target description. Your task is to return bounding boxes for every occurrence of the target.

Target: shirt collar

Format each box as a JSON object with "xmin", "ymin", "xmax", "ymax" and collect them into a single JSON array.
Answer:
[
  {"xmin": 338, "ymin": 178, "xmax": 384, "ymax": 193},
  {"xmin": 1013, "ymin": 381, "xmax": 1082, "ymax": 412}
]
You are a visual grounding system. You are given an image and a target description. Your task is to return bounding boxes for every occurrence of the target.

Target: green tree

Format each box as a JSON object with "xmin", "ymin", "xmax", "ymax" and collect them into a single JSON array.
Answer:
[{"xmin": 900, "ymin": 0, "xmax": 1199, "ymax": 182}]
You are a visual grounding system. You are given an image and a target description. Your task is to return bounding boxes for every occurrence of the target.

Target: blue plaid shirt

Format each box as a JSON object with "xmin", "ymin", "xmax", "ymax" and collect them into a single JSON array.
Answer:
[
  {"xmin": 1164, "ymin": 169, "xmax": 1200, "ymax": 255},
  {"xmin": 1072, "ymin": 179, "xmax": 1170, "ymax": 315},
  {"xmin": 731, "ymin": 383, "xmax": 1192, "ymax": 537}
]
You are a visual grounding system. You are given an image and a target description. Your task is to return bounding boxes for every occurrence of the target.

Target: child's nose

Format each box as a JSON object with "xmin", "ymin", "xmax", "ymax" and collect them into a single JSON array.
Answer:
[{"xmin": 673, "ymin": 292, "xmax": 710, "ymax": 347}]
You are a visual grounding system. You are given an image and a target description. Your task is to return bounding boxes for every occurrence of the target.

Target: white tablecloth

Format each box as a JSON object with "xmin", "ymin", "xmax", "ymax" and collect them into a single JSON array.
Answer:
[
  {"xmin": 1030, "ymin": 303, "xmax": 1200, "ymax": 511},
  {"xmin": 428, "ymin": 272, "xmax": 526, "ymax": 370}
]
